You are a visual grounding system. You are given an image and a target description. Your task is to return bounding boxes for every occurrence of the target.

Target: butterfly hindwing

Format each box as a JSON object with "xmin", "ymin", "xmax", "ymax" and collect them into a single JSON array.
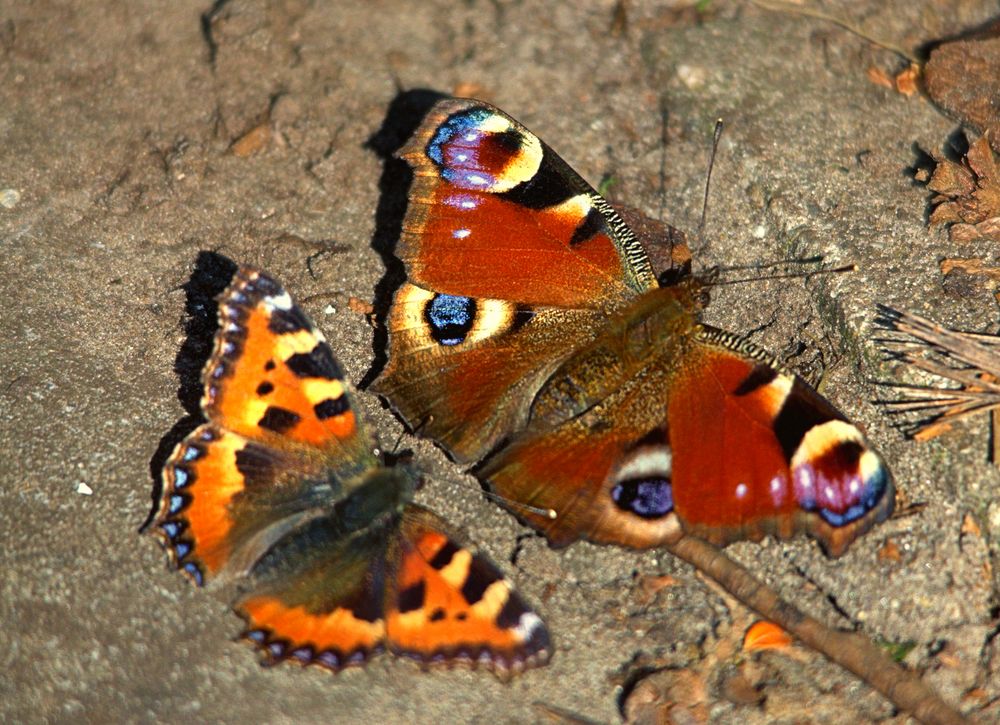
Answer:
[
  {"xmin": 155, "ymin": 423, "xmax": 336, "ymax": 583},
  {"xmin": 667, "ymin": 331, "xmax": 893, "ymax": 556},
  {"xmin": 235, "ymin": 511, "xmax": 393, "ymax": 670},
  {"xmin": 385, "ymin": 506, "xmax": 551, "ymax": 673}
]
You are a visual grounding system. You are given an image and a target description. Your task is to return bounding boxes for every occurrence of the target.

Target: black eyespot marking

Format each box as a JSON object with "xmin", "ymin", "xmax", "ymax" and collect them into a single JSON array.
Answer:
[
  {"xmin": 455, "ymin": 611, "xmax": 468, "ymax": 621},
  {"xmin": 429, "ymin": 540, "xmax": 460, "ymax": 570},
  {"xmin": 611, "ymin": 478, "xmax": 674, "ymax": 519},
  {"xmin": 256, "ymin": 381, "xmax": 274, "ymax": 396},
  {"xmin": 568, "ymin": 207, "xmax": 607, "ymax": 247},
  {"xmin": 733, "ymin": 365, "xmax": 778, "ymax": 396},
  {"xmin": 258, "ymin": 405, "xmax": 300, "ymax": 433},
  {"xmin": 264, "ymin": 359, "xmax": 276, "ymax": 371},
  {"xmin": 425, "ymin": 294, "xmax": 476, "ymax": 346},
  {"xmin": 397, "ymin": 581, "xmax": 426, "ymax": 613},
  {"xmin": 429, "ymin": 608, "xmax": 446, "ymax": 622},
  {"xmin": 286, "ymin": 342, "xmax": 342, "ymax": 379},
  {"xmin": 314, "ymin": 396, "xmax": 349, "ymax": 420},
  {"xmin": 493, "ymin": 127, "xmax": 524, "ymax": 153},
  {"xmin": 460, "ymin": 564, "xmax": 502, "ymax": 605}
]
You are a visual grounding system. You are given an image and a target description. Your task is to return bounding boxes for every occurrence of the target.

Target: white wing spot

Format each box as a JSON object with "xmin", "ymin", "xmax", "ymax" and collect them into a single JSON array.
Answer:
[
  {"xmin": 735, "ymin": 482, "xmax": 748, "ymax": 499},
  {"xmin": 266, "ymin": 292, "xmax": 293, "ymax": 311},
  {"xmin": 453, "ymin": 228, "xmax": 471, "ymax": 239},
  {"xmin": 514, "ymin": 611, "xmax": 545, "ymax": 640}
]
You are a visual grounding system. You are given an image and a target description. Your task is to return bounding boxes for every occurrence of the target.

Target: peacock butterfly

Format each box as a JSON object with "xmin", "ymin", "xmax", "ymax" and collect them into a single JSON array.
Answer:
[{"xmin": 372, "ymin": 98, "xmax": 893, "ymax": 558}]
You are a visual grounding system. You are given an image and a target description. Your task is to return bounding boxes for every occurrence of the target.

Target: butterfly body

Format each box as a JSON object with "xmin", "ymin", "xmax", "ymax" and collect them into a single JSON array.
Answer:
[
  {"xmin": 374, "ymin": 98, "xmax": 894, "ymax": 558},
  {"xmin": 150, "ymin": 267, "xmax": 550, "ymax": 675}
]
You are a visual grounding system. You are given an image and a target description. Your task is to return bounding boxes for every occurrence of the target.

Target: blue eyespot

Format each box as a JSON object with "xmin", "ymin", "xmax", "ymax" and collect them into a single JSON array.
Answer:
[
  {"xmin": 424, "ymin": 294, "xmax": 476, "ymax": 346},
  {"xmin": 612, "ymin": 478, "xmax": 674, "ymax": 519},
  {"xmin": 426, "ymin": 108, "xmax": 499, "ymax": 190}
]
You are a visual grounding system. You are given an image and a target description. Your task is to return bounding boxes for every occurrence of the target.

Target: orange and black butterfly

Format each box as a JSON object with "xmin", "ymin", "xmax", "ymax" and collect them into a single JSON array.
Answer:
[{"xmin": 149, "ymin": 267, "xmax": 551, "ymax": 675}]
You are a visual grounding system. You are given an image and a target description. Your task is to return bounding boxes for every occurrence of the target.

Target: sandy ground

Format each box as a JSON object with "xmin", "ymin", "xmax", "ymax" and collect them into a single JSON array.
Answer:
[{"xmin": 3, "ymin": 1, "xmax": 1000, "ymax": 723}]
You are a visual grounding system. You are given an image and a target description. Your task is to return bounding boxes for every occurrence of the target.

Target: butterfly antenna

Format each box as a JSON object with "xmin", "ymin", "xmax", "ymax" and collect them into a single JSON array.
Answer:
[
  {"xmin": 656, "ymin": 95, "xmax": 670, "ymax": 221},
  {"xmin": 705, "ymin": 262, "xmax": 857, "ymax": 288},
  {"xmin": 482, "ymin": 489, "xmax": 558, "ymax": 520},
  {"xmin": 696, "ymin": 119, "xmax": 724, "ymax": 254}
]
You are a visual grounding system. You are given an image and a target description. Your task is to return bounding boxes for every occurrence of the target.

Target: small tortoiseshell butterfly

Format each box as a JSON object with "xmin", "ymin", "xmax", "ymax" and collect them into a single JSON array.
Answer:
[
  {"xmin": 149, "ymin": 266, "xmax": 551, "ymax": 675},
  {"xmin": 373, "ymin": 98, "xmax": 894, "ymax": 557}
]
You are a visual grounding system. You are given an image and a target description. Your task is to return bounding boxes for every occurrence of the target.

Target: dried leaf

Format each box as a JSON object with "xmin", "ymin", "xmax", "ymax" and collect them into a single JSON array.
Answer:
[
  {"xmin": 894, "ymin": 63, "xmax": 920, "ymax": 96},
  {"xmin": 635, "ymin": 573, "xmax": 680, "ymax": 603},
  {"xmin": 347, "ymin": 296, "xmax": 374, "ymax": 316},
  {"xmin": 230, "ymin": 122, "xmax": 271, "ymax": 157},
  {"xmin": 922, "ymin": 136, "xmax": 1000, "ymax": 242},
  {"xmin": 743, "ymin": 620, "xmax": 793, "ymax": 652},
  {"xmin": 924, "ymin": 34, "xmax": 1000, "ymax": 153},
  {"xmin": 878, "ymin": 539, "xmax": 902, "ymax": 563},
  {"xmin": 960, "ymin": 513, "xmax": 981, "ymax": 538}
]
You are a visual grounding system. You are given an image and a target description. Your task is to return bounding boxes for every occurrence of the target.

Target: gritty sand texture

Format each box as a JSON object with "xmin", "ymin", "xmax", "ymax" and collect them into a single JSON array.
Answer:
[{"xmin": 3, "ymin": 1, "xmax": 1000, "ymax": 723}]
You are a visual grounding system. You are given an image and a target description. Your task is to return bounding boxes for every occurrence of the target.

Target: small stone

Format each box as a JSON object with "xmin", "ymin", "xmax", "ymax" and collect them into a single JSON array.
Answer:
[
  {"xmin": 76, "ymin": 482, "xmax": 93, "ymax": 495},
  {"xmin": 0, "ymin": 189, "xmax": 21, "ymax": 208}
]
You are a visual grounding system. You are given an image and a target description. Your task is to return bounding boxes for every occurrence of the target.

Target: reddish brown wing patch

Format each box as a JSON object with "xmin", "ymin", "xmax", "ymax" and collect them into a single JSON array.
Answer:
[
  {"xmin": 668, "ymin": 337, "xmax": 893, "ymax": 556},
  {"xmin": 395, "ymin": 98, "xmax": 655, "ymax": 306},
  {"xmin": 483, "ymin": 414, "xmax": 682, "ymax": 550}
]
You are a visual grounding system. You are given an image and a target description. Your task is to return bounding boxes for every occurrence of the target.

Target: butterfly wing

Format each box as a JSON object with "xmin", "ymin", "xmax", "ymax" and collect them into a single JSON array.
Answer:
[
  {"xmin": 395, "ymin": 97, "xmax": 657, "ymax": 306},
  {"xmin": 234, "ymin": 511, "xmax": 393, "ymax": 670},
  {"xmin": 232, "ymin": 501, "xmax": 551, "ymax": 674},
  {"xmin": 667, "ymin": 330, "xmax": 893, "ymax": 556},
  {"xmin": 483, "ymin": 321, "xmax": 894, "ymax": 556},
  {"xmin": 376, "ymin": 99, "xmax": 656, "ymax": 462},
  {"xmin": 151, "ymin": 267, "xmax": 377, "ymax": 584},
  {"xmin": 374, "ymin": 282, "xmax": 607, "ymax": 463},
  {"xmin": 384, "ymin": 505, "xmax": 551, "ymax": 673}
]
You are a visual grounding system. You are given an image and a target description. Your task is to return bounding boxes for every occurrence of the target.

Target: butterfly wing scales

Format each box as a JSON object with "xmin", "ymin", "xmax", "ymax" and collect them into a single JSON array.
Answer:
[
  {"xmin": 396, "ymin": 98, "xmax": 656, "ymax": 307},
  {"xmin": 373, "ymin": 282, "xmax": 606, "ymax": 464},
  {"xmin": 152, "ymin": 268, "xmax": 377, "ymax": 584},
  {"xmin": 385, "ymin": 506, "xmax": 551, "ymax": 672},
  {"xmin": 235, "ymin": 517, "xmax": 391, "ymax": 669}
]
